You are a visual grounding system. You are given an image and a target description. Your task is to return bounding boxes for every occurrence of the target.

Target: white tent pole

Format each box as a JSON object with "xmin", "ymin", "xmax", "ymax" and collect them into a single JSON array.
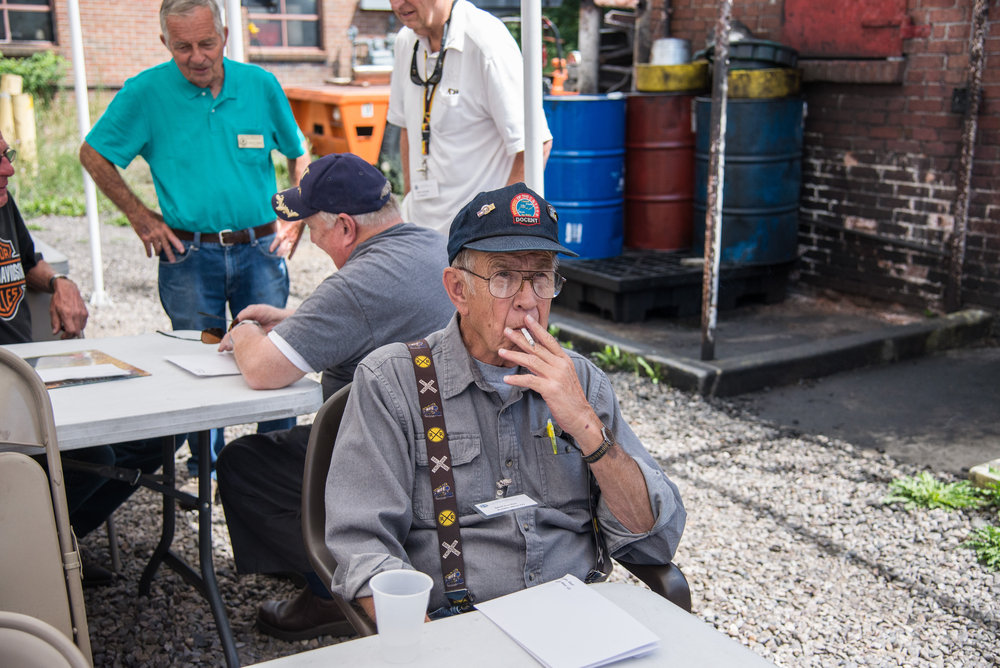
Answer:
[
  {"xmin": 225, "ymin": 0, "xmax": 245, "ymax": 62},
  {"xmin": 67, "ymin": 0, "xmax": 107, "ymax": 306},
  {"xmin": 521, "ymin": 0, "xmax": 544, "ymax": 193}
]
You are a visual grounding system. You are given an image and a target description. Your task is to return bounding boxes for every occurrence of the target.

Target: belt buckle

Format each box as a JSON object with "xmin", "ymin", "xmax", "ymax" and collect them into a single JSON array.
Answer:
[{"xmin": 218, "ymin": 228, "xmax": 235, "ymax": 247}]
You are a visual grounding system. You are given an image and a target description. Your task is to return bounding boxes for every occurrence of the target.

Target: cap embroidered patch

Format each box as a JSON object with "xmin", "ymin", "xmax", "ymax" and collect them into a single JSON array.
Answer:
[
  {"xmin": 273, "ymin": 193, "xmax": 300, "ymax": 219},
  {"xmin": 510, "ymin": 193, "xmax": 541, "ymax": 226},
  {"xmin": 476, "ymin": 203, "xmax": 495, "ymax": 218}
]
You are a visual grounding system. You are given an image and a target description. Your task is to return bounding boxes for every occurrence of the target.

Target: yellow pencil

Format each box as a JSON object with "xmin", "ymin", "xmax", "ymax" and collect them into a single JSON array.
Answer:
[{"xmin": 546, "ymin": 418, "xmax": 558, "ymax": 454}]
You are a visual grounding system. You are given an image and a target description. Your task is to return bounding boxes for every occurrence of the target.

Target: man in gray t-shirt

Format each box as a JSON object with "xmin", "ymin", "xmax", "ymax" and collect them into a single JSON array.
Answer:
[{"xmin": 216, "ymin": 153, "xmax": 453, "ymax": 641}]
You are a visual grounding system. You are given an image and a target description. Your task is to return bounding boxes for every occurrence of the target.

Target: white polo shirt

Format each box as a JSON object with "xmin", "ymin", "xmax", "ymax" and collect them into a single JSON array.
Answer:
[{"xmin": 388, "ymin": 0, "xmax": 551, "ymax": 234}]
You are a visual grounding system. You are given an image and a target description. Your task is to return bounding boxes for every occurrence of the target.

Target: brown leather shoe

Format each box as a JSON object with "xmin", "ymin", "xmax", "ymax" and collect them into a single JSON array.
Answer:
[{"xmin": 257, "ymin": 587, "xmax": 355, "ymax": 641}]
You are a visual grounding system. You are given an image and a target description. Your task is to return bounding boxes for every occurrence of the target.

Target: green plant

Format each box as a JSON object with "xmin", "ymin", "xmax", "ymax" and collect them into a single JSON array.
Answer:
[
  {"xmin": 547, "ymin": 324, "xmax": 573, "ymax": 350},
  {"xmin": 590, "ymin": 345, "xmax": 663, "ymax": 384},
  {"xmin": 882, "ymin": 472, "xmax": 985, "ymax": 511},
  {"xmin": 0, "ymin": 51, "xmax": 68, "ymax": 108},
  {"xmin": 976, "ymin": 481, "xmax": 1000, "ymax": 508},
  {"xmin": 962, "ymin": 524, "xmax": 1000, "ymax": 571}
]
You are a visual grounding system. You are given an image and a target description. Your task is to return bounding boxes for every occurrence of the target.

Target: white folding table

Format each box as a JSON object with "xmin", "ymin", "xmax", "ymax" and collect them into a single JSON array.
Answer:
[
  {"xmin": 4, "ymin": 333, "xmax": 323, "ymax": 668},
  {"xmin": 249, "ymin": 582, "xmax": 775, "ymax": 667}
]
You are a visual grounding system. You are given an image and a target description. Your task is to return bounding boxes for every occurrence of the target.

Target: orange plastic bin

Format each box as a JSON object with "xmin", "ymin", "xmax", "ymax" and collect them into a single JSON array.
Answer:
[{"xmin": 283, "ymin": 84, "xmax": 391, "ymax": 165}]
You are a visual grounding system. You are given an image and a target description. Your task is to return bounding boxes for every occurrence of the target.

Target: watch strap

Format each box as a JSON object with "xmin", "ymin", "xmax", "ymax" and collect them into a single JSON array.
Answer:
[{"xmin": 582, "ymin": 424, "xmax": 615, "ymax": 464}]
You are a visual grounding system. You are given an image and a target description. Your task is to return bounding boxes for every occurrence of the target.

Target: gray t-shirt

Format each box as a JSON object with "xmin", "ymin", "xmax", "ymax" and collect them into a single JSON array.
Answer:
[{"xmin": 272, "ymin": 223, "xmax": 453, "ymax": 399}]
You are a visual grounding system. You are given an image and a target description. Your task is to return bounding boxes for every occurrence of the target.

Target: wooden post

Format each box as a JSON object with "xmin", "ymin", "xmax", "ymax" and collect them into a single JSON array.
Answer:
[
  {"xmin": 700, "ymin": 0, "xmax": 732, "ymax": 362},
  {"xmin": 12, "ymin": 93, "xmax": 37, "ymax": 175},
  {"xmin": 578, "ymin": 0, "xmax": 601, "ymax": 94}
]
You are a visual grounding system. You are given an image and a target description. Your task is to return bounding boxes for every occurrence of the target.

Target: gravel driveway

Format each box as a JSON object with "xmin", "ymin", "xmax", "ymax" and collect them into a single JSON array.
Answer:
[{"xmin": 27, "ymin": 214, "xmax": 1000, "ymax": 667}]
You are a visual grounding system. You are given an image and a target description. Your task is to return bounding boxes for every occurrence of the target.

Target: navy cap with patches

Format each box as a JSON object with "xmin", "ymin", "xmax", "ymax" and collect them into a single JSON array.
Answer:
[
  {"xmin": 446, "ymin": 182, "xmax": 577, "ymax": 264},
  {"xmin": 271, "ymin": 152, "xmax": 392, "ymax": 221}
]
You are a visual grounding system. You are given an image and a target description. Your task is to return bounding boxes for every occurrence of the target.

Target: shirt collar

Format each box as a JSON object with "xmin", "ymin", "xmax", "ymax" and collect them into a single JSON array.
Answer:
[
  {"xmin": 430, "ymin": 312, "xmax": 524, "ymax": 402},
  {"xmin": 168, "ymin": 57, "xmax": 232, "ymax": 102}
]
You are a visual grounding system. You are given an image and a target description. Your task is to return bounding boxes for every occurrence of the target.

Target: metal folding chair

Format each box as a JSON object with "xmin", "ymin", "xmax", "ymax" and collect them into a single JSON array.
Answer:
[
  {"xmin": 0, "ymin": 610, "xmax": 90, "ymax": 668},
  {"xmin": 0, "ymin": 347, "xmax": 93, "ymax": 663}
]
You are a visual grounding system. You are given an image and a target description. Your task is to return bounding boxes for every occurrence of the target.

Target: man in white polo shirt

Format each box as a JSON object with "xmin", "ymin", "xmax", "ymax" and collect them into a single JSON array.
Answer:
[{"xmin": 388, "ymin": 0, "xmax": 552, "ymax": 234}]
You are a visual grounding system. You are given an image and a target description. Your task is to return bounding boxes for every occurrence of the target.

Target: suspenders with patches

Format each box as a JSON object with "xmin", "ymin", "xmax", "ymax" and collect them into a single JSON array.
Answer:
[{"xmin": 406, "ymin": 339, "xmax": 475, "ymax": 613}]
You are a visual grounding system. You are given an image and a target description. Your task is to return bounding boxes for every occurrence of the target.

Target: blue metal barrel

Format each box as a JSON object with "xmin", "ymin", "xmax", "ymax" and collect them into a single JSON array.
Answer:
[
  {"xmin": 544, "ymin": 94, "xmax": 625, "ymax": 259},
  {"xmin": 693, "ymin": 96, "xmax": 803, "ymax": 264}
]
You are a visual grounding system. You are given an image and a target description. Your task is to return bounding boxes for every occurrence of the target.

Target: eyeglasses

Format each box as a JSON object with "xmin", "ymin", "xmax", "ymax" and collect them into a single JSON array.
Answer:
[
  {"xmin": 2, "ymin": 148, "xmax": 16, "ymax": 164},
  {"xmin": 460, "ymin": 268, "xmax": 565, "ymax": 300},
  {"xmin": 157, "ymin": 328, "xmax": 227, "ymax": 344},
  {"xmin": 156, "ymin": 312, "xmax": 230, "ymax": 344}
]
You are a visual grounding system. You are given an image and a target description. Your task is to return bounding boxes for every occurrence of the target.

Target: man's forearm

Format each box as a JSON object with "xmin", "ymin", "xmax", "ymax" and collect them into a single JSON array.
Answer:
[
  {"xmin": 79, "ymin": 142, "xmax": 149, "ymax": 223},
  {"xmin": 230, "ymin": 323, "xmax": 306, "ymax": 390}
]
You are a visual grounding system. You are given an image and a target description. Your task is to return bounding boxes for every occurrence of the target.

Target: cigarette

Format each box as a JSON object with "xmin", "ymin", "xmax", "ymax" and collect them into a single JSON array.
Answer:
[{"xmin": 521, "ymin": 327, "xmax": 535, "ymax": 348}]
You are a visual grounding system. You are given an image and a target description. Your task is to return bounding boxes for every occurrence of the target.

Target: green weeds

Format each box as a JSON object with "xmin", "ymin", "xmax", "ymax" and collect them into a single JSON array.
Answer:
[
  {"xmin": 882, "ymin": 473, "xmax": 984, "ymax": 511},
  {"xmin": 884, "ymin": 474, "xmax": 1000, "ymax": 571},
  {"xmin": 961, "ymin": 524, "xmax": 1000, "ymax": 572},
  {"xmin": 590, "ymin": 344, "xmax": 663, "ymax": 384}
]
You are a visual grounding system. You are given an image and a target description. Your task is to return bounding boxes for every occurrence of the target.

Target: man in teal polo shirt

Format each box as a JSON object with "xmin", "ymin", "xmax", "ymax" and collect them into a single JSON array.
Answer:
[{"xmin": 80, "ymin": 0, "xmax": 311, "ymax": 486}]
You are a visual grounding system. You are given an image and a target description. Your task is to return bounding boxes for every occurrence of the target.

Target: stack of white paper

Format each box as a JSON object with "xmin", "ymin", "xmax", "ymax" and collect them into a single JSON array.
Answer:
[{"xmin": 475, "ymin": 574, "xmax": 659, "ymax": 668}]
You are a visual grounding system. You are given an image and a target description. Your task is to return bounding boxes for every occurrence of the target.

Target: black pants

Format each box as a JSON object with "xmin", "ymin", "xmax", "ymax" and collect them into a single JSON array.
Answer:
[
  {"xmin": 216, "ymin": 425, "xmax": 313, "ymax": 575},
  {"xmin": 54, "ymin": 438, "xmax": 165, "ymax": 538}
]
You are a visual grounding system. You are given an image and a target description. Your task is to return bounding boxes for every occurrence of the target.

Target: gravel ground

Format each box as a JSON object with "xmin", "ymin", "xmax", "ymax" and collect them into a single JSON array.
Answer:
[{"xmin": 28, "ymin": 214, "xmax": 1000, "ymax": 667}]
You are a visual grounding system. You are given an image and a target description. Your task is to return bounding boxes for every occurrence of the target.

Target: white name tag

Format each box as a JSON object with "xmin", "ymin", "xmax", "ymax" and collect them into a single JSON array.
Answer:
[
  {"xmin": 473, "ymin": 493, "xmax": 538, "ymax": 518},
  {"xmin": 237, "ymin": 134, "xmax": 265, "ymax": 149},
  {"xmin": 411, "ymin": 179, "xmax": 440, "ymax": 200}
]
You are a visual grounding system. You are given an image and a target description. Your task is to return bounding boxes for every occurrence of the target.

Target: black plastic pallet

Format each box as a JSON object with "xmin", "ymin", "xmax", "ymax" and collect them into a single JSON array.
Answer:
[{"xmin": 555, "ymin": 250, "xmax": 793, "ymax": 323}]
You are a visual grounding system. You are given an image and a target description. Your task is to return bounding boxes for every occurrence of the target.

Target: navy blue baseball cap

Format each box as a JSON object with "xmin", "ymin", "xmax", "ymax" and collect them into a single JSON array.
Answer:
[
  {"xmin": 446, "ymin": 183, "xmax": 577, "ymax": 264},
  {"xmin": 271, "ymin": 153, "xmax": 392, "ymax": 221}
]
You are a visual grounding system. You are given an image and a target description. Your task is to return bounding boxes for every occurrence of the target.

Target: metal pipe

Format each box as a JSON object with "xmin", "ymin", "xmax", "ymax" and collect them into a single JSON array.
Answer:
[
  {"xmin": 944, "ymin": 0, "xmax": 988, "ymax": 311},
  {"xmin": 67, "ymin": 0, "xmax": 108, "ymax": 306},
  {"xmin": 225, "ymin": 0, "xmax": 244, "ymax": 62},
  {"xmin": 522, "ymin": 0, "xmax": 545, "ymax": 192},
  {"xmin": 700, "ymin": 0, "xmax": 732, "ymax": 361}
]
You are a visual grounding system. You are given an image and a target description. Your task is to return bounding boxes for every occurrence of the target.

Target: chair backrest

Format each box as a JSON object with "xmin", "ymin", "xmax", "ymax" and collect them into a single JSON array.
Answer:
[
  {"xmin": 0, "ymin": 610, "xmax": 90, "ymax": 668},
  {"xmin": 0, "ymin": 347, "xmax": 92, "ymax": 663},
  {"xmin": 301, "ymin": 383, "xmax": 376, "ymax": 636}
]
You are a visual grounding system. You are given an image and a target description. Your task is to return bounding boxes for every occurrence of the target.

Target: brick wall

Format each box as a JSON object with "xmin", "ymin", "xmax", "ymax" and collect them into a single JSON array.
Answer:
[
  {"xmin": 666, "ymin": 0, "xmax": 999, "ymax": 312},
  {"xmin": 51, "ymin": 1, "xmax": 393, "ymax": 88}
]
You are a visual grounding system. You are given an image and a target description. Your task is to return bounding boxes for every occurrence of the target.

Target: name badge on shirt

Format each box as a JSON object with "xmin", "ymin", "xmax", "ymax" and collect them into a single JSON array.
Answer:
[
  {"xmin": 473, "ymin": 493, "xmax": 537, "ymax": 518},
  {"xmin": 237, "ymin": 134, "xmax": 265, "ymax": 149},
  {"xmin": 412, "ymin": 179, "xmax": 440, "ymax": 201}
]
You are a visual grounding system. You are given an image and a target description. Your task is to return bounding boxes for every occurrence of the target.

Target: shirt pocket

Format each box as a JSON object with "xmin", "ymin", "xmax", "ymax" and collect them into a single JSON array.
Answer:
[
  {"xmin": 234, "ymin": 129, "xmax": 270, "ymax": 165},
  {"xmin": 530, "ymin": 423, "xmax": 591, "ymax": 510},
  {"xmin": 412, "ymin": 433, "xmax": 488, "ymax": 523}
]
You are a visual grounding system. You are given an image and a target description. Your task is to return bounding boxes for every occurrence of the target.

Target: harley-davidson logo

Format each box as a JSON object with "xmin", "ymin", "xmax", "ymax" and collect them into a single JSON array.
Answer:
[{"xmin": 0, "ymin": 237, "xmax": 26, "ymax": 321}]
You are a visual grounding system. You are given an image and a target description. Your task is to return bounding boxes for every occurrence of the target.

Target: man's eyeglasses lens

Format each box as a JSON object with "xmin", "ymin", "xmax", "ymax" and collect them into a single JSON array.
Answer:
[
  {"xmin": 2, "ymin": 148, "xmax": 16, "ymax": 164},
  {"xmin": 464, "ymin": 269, "xmax": 565, "ymax": 299}
]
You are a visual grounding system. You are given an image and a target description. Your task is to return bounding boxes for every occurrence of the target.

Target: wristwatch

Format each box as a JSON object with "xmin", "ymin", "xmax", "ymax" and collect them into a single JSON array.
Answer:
[
  {"xmin": 582, "ymin": 424, "xmax": 615, "ymax": 464},
  {"xmin": 48, "ymin": 274, "xmax": 69, "ymax": 293}
]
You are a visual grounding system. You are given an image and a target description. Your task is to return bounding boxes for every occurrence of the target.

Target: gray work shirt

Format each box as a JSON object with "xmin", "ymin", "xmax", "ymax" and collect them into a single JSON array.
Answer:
[
  {"xmin": 272, "ymin": 223, "xmax": 453, "ymax": 399},
  {"xmin": 326, "ymin": 314, "xmax": 686, "ymax": 610}
]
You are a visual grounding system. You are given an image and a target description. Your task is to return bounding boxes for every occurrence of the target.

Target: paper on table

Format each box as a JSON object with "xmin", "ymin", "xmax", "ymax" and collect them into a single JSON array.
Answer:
[
  {"xmin": 36, "ymin": 363, "xmax": 131, "ymax": 384},
  {"xmin": 165, "ymin": 352, "xmax": 241, "ymax": 377},
  {"xmin": 475, "ymin": 574, "xmax": 659, "ymax": 668}
]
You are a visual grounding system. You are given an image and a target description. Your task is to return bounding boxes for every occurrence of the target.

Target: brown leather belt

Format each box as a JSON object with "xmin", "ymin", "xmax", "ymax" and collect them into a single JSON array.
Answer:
[{"xmin": 171, "ymin": 221, "xmax": 277, "ymax": 245}]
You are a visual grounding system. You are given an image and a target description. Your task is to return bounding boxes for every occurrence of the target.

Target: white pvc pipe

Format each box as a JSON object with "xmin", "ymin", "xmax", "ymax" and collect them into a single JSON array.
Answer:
[
  {"xmin": 521, "ymin": 0, "xmax": 544, "ymax": 194},
  {"xmin": 225, "ymin": 0, "xmax": 244, "ymax": 62},
  {"xmin": 67, "ymin": 0, "xmax": 108, "ymax": 306}
]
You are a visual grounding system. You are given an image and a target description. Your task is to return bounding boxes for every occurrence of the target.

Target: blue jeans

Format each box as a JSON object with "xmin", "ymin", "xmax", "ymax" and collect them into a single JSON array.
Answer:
[{"xmin": 158, "ymin": 231, "xmax": 295, "ymax": 477}]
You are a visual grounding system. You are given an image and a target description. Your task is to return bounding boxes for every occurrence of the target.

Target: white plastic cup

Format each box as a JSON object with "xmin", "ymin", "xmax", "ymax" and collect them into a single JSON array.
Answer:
[{"xmin": 370, "ymin": 569, "xmax": 434, "ymax": 663}]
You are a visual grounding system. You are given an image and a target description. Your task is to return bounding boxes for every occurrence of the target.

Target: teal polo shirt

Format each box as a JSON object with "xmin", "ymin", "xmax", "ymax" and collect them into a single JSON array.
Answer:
[{"xmin": 86, "ymin": 58, "xmax": 306, "ymax": 233}]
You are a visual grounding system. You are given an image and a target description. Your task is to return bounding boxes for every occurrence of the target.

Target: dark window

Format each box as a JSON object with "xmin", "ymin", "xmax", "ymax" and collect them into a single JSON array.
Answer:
[
  {"xmin": 244, "ymin": 0, "xmax": 320, "ymax": 49},
  {"xmin": 0, "ymin": 1, "xmax": 54, "ymax": 43}
]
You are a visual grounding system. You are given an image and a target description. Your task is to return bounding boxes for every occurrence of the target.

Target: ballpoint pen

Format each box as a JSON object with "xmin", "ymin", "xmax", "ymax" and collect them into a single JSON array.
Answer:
[{"xmin": 547, "ymin": 418, "xmax": 558, "ymax": 454}]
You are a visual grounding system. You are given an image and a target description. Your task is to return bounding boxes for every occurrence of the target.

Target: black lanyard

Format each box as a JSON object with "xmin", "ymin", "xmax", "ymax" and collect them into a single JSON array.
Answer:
[{"xmin": 409, "ymin": 1, "xmax": 456, "ymax": 157}]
